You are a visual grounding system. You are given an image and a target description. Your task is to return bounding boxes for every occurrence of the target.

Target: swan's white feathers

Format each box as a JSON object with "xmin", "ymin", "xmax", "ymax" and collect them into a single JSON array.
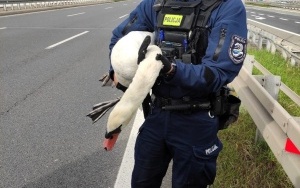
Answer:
[
  {"xmin": 107, "ymin": 31, "xmax": 162, "ymax": 133},
  {"xmin": 111, "ymin": 31, "xmax": 155, "ymax": 87}
]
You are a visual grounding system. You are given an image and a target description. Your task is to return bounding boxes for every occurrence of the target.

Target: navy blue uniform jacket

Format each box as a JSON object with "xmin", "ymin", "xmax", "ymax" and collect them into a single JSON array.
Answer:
[{"xmin": 109, "ymin": 0, "xmax": 247, "ymax": 99}]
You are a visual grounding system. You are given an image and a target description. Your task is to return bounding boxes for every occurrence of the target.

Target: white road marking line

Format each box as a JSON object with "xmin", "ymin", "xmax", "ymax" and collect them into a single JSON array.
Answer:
[
  {"xmin": 0, "ymin": 27, "xmax": 7, "ymax": 29},
  {"xmin": 115, "ymin": 109, "xmax": 143, "ymax": 188},
  {"xmin": 105, "ymin": 7, "xmax": 112, "ymax": 9},
  {"xmin": 45, "ymin": 31, "xmax": 89, "ymax": 49},
  {"xmin": 67, "ymin": 12, "xmax": 85, "ymax": 17},
  {"xmin": 119, "ymin": 14, "xmax": 128, "ymax": 19},
  {"xmin": 267, "ymin": 15, "xmax": 274, "ymax": 18},
  {"xmin": 255, "ymin": 16, "xmax": 265, "ymax": 20},
  {"xmin": 248, "ymin": 19, "xmax": 300, "ymax": 37},
  {"xmin": 279, "ymin": 18, "xmax": 288, "ymax": 21},
  {"xmin": 296, "ymin": 22, "xmax": 300, "ymax": 24}
]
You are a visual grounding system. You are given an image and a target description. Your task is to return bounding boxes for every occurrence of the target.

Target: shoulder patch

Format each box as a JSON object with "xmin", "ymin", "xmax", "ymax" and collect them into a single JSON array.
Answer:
[{"xmin": 229, "ymin": 35, "xmax": 247, "ymax": 64}]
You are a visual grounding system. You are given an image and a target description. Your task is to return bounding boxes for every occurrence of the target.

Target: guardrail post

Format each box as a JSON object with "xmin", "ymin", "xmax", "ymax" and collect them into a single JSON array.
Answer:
[
  {"xmin": 265, "ymin": 33, "xmax": 273, "ymax": 52},
  {"xmin": 270, "ymin": 41, "xmax": 276, "ymax": 54},
  {"xmin": 266, "ymin": 39, "xmax": 271, "ymax": 52},
  {"xmin": 252, "ymin": 33, "xmax": 257, "ymax": 46},
  {"xmin": 258, "ymin": 35, "xmax": 263, "ymax": 50},
  {"xmin": 253, "ymin": 75, "xmax": 281, "ymax": 143},
  {"xmin": 290, "ymin": 56, "xmax": 298, "ymax": 67},
  {"xmin": 281, "ymin": 48, "xmax": 288, "ymax": 61}
]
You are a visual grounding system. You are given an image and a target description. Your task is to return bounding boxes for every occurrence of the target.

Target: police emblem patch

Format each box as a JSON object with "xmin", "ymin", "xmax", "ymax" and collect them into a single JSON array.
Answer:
[{"xmin": 229, "ymin": 35, "xmax": 247, "ymax": 64}]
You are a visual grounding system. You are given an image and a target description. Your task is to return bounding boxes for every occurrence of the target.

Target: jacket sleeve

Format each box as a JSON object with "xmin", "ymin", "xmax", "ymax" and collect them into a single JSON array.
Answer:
[
  {"xmin": 166, "ymin": 0, "xmax": 248, "ymax": 93},
  {"xmin": 108, "ymin": 0, "xmax": 156, "ymax": 77}
]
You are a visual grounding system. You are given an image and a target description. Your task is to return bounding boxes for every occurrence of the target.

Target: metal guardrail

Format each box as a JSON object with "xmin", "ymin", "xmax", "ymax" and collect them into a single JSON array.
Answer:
[
  {"xmin": 231, "ymin": 55, "xmax": 300, "ymax": 186},
  {"xmin": 0, "ymin": 0, "xmax": 111, "ymax": 11},
  {"xmin": 271, "ymin": 1, "xmax": 300, "ymax": 10},
  {"xmin": 253, "ymin": 59, "xmax": 300, "ymax": 106},
  {"xmin": 247, "ymin": 24, "xmax": 300, "ymax": 66},
  {"xmin": 245, "ymin": 0, "xmax": 300, "ymax": 11},
  {"xmin": 242, "ymin": 22, "xmax": 300, "ymax": 186}
]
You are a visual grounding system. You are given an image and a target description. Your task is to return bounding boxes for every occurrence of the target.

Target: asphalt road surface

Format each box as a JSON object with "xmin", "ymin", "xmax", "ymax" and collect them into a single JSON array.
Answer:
[{"xmin": 0, "ymin": 1, "xmax": 138, "ymax": 187}]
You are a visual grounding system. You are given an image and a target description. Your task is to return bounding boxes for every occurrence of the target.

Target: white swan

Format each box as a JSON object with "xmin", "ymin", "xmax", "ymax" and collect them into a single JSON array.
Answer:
[{"xmin": 94, "ymin": 31, "xmax": 163, "ymax": 150}]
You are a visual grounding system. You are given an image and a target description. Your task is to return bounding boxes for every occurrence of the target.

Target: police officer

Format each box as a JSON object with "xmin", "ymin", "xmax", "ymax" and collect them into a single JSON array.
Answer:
[{"xmin": 107, "ymin": 0, "xmax": 247, "ymax": 187}]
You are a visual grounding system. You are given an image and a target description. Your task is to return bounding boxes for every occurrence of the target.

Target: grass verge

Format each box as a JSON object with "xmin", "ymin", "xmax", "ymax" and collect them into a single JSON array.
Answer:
[
  {"xmin": 215, "ymin": 109, "xmax": 293, "ymax": 188},
  {"xmin": 248, "ymin": 47, "xmax": 300, "ymax": 116},
  {"xmin": 214, "ymin": 46, "xmax": 299, "ymax": 187}
]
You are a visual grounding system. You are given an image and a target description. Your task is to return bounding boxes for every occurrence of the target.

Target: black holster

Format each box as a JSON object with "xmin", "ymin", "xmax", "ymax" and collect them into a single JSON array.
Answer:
[
  {"xmin": 210, "ymin": 86, "xmax": 230, "ymax": 116},
  {"xmin": 142, "ymin": 94, "xmax": 152, "ymax": 119},
  {"xmin": 211, "ymin": 87, "xmax": 241, "ymax": 130},
  {"xmin": 218, "ymin": 95, "xmax": 241, "ymax": 130}
]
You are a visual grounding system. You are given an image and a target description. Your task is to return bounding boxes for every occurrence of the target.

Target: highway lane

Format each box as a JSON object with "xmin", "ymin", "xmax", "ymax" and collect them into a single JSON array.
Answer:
[
  {"xmin": 246, "ymin": 6, "xmax": 300, "ymax": 34},
  {"xmin": 0, "ymin": 1, "xmax": 139, "ymax": 188},
  {"xmin": 0, "ymin": 1, "xmax": 137, "ymax": 116}
]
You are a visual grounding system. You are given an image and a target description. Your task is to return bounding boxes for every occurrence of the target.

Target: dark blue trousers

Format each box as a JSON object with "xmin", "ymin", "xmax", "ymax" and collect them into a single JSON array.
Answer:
[{"xmin": 131, "ymin": 107, "xmax": 223, "ymax": 188}]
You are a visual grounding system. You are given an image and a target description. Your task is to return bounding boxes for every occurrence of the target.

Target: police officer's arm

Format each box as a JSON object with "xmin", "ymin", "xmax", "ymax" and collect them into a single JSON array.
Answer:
[
  {"xmin": 165, "ymin": 1, "xmax": 247, "ymax": 93},
  {"xmin": 108, "ymin": 0, "xmax": 156, "ymax": 81}
]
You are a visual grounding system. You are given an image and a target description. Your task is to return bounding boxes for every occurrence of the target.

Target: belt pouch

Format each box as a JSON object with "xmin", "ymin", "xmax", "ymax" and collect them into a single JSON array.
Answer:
[{"xmin": 218, "ymin": 95, "xmax": 241, "ymax": 130}]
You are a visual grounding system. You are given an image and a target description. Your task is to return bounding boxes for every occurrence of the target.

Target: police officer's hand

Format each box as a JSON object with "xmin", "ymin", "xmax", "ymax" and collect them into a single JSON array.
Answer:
[{"xmin": 155, "ymin": 54, "xmax": 173, "ymax": 74}]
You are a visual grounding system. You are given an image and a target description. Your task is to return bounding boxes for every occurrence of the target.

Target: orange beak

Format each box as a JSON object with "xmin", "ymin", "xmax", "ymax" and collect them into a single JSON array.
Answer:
[{"xmin": 103, "ymin": 133, "xmax": 120, "ymax": 151}]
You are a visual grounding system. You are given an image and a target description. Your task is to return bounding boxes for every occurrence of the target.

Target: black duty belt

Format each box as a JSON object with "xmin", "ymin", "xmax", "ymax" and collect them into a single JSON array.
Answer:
[{"xmin": 153, "ymin": 96, "xmax": 211, "ymax": 111}]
